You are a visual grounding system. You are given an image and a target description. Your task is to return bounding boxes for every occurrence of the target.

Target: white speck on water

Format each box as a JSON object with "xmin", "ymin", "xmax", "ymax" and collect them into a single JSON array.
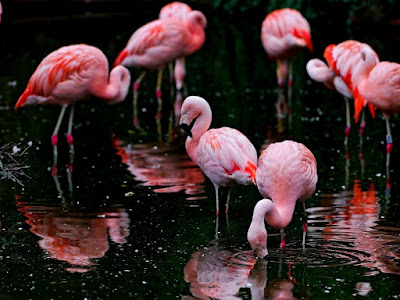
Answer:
[
  {"xmin": 376, "ymin": 173, "xmax": 382, "ymax": 177},
  {"xmin": 141, "ymin": 108, "xmax": 147, "ymax": 112},
  {"xmin": 153, "ymin": 146, "xmax": 158, "ymax": 150}
]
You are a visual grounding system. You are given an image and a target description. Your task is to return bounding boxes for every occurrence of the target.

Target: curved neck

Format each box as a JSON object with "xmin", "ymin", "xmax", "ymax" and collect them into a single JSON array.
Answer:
[
  {"xmin": 191, "ymin": 105, "xmax": 212, "ymax": 142},
  {"xmin": 252, "ymin": 199, "xmax": 296, "ymax": 230},
  {"xmin": 358, "ymin": 48, "xmax": 377, "ymax": 90},
  {"xmin": 96, "ymin": 66, "xmax": 131, "ymax": 104},
  {"xmin": 185, "ymin": 12, "xmax": 206, "ymax": 55}
]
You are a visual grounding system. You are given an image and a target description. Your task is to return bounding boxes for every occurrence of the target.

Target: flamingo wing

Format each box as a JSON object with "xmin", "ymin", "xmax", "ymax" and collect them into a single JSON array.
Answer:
[
  {"xmin": 196, "ymin": 127, "xmax": 257, "ymax": 187},
  {"xmin": 261, "ymin": 8, "xmax": 312, "ymax": 58},
  {"xmin": 324, "ymin": 41, "xmax": 379, "ymax": 121},
  {"xmin": 16, "ymin": 44, "xmax": 107, "ymax": 107},
  {"xmin": 119, "ymin": 19, "xmax": 187, "ymax": 69}
]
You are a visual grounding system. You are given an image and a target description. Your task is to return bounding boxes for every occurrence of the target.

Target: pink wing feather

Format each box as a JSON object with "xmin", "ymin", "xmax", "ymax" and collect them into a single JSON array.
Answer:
[
  {"xmin": 324, "ymin": 41, "xmax": 379, "ymax": 122},
  {"xmin": 16, "ymin": 44, "xmax": 107, "ymax": 108},
  {"xmin": 196, "ymin": 127, "xmax": 257, "ymax": 187}
]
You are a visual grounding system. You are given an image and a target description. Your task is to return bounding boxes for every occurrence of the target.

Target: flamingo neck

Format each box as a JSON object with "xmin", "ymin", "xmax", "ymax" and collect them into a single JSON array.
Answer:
[
  {"xmin": 253, "ymin": 199, "xmax": 296, "ymax": 230},
  {"xmin": 184, "ymin": 98, "xmax": 211, "ymax": 163},
  {"xmin": 185, "ymin": 12, "xmax": 206, "ymax": 55},
  {"xmin": 358, "ymin": 48, "xmax": 377, "ymax": 93},
  {"xmin": 97, "ymin": 66, "xmax": 131, "ymax": 104}
]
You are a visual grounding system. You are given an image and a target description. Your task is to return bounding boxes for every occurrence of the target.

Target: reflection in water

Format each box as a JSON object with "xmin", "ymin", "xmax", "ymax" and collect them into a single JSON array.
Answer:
[
  {"xmin": 16, "ymin": 199, "xmax": 130, "ymax": 273},
  {"xmin": 183, "ymin": 244, "xmax": 259, "ymax": 299},
  {"xmin": 113, "ymin": 136, "xmax": 205, "ymax": 197},
  {"xmin": 307, "ymin": 178, "xmax": 400, "ymax": 275},
  {"xmin": 182, "ymin": 243, "xmax": 298, "ymax": 299}
]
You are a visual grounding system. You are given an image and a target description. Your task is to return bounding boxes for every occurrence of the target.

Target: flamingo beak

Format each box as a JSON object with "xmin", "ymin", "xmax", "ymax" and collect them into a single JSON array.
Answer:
[{"xmin": 179, "ymin": 115, "xmax": 198, "ymax": 138}]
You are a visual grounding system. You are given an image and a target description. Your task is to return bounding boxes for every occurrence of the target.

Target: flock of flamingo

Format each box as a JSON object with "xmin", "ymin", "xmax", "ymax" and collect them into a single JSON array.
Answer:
[{"xmin": 8, "ymin": 2, "xmax": 400, "ymax": 258}]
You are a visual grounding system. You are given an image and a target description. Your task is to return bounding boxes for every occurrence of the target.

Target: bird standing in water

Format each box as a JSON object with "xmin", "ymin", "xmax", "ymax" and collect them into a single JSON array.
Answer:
[
  {"xmin": 15, "ymin": 44, "xmax": 131, "ymax": 167},
  {"xmin": 247, "ymin": 140, "xmax": 317, "ymax": 258},
  {"xmin": 357, "ymin": 45, "xmax": 400, "ymax": 170},
  {"xmin": 179, "ymin": 96, "xmax": 257, "ymax": 215},
  {"xmin": 159, "ymin": 1, "xmax": 194, "ymax": 92},
  {"xmin": 113, "ymin": 10, "xmax": 206, "ymax": 139},
  {"xmin": 306, "ymin": 40, "xmax": 379, "ymax": 146},
  {"xmin": 261, "ymin": 8, "xmax": 313, "ymax": 130}
]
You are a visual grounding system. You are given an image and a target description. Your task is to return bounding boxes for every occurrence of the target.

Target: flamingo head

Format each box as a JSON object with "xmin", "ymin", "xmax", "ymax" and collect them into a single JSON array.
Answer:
[{"xmin": 247, "ymin": 222, "xmax": 268, "ymax": 259}]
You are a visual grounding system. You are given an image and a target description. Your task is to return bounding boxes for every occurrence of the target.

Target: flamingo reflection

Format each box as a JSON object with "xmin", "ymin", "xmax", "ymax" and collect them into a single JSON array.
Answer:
[
  {"xmin": 309, "ymin": 177, "xmax": 400, "ymax": 275},
  {"xmin": 16, "ymin": 199, "xmax": 130, "ymax": 273},
  {"xmin": 183, "ymin": 244, "xmax": 260, "ymax": 299},
  {"xmin": 183, "ymin": 243, "xmax": 298, "ymax": 299},
  {"xmin": 113, "ymin": 136, "xmax": 205, "ymax": 196}
]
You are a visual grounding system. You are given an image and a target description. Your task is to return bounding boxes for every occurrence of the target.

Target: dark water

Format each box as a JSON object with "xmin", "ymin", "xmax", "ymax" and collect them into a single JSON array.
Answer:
[{"xmin": 1, "ymin": 1, "xmax": 400, "ymax": 299}]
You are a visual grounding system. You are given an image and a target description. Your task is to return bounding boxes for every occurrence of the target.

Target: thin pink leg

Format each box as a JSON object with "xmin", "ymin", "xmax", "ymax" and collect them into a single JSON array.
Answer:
[{"xmin": 52, "ymin": 105, "xmax": 68, "ymax": 168}]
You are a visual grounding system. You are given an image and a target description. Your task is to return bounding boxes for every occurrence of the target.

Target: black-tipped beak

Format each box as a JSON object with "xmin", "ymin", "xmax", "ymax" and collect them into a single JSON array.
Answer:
[
  {"xmin": 180, "ymin": 123, "xmax": 192, "ymax": 137},
  {"xmin": 179, "ymin": 116, "xmax": 198, "ymax": 138}
]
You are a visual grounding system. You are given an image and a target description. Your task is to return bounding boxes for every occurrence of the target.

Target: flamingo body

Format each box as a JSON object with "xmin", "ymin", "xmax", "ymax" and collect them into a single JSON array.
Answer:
[
  {"xmin": 247, "ymin": 140, "xmax": 317, "ymax": 258},
  {"xmin": 358, "ymin": 54, "xmax": 400, "ymax": 116},
  {"xmin": 180, "ymin": 96, "xmax": 257, "ymax": 213},
  {"xmin": 15, "ymin": 44, "xmax": 131, "ymax": 164},
  {"xmin": 323, "ymin": 40, "xmax": 379, "ymax": 121},
  {"xmin": 16, "ymin": 44, "xmax": 131, "ymax": 108},
  {"xmin": 261, "ymin": 8, "xmax": 312, "ymax": 60},
  {"xmin": 159, "ymin": 2, "xmax": 194, "ymax": 90},
  {"xmin": 113, "ymin": 11, "xmax": 206, "ymax": 69}
]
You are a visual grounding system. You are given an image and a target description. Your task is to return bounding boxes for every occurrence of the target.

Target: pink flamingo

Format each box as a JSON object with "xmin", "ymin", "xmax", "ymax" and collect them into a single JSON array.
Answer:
[
  {"xmin": 179, "ymin": 96, "xmax": 257, "ymax": 215},
  {"xmin": 15, "ymin": 44, "xmax": 131, "ymax": 165},
  {"xmin": 0, "ymin": 1, "xmax": 3, "ymax": 23},
  {"xmin": 357, "ymin": 45, "xmax": 400, "ymax": 169},
  {"xmin": 247, "ymin": 140, "xmax": 317, "ymax": 258},
  {"xmin": 261, "ymin": 8, "xmax": 313, "ymax": 128},
  {"xmin": 113, "ymin": 10, "xmax": 207, "ymax": 137},
  {"xmin": 159, "ymin": 1, "xmax": 193, "ymax": 91},
  {"xmin": 306, "ymin": 40, "xmax": 379, "ymax": 146}
]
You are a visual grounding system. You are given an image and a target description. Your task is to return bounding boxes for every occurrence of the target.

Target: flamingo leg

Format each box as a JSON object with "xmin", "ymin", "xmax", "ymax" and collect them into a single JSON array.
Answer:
[
  {"xmin": 359, "ymin": 108, "xmax": 366, "ymax": 150},
  {"xmin": 344, "ymin": 97, "xmax": 351, "ymax": 147},
  {"xmin": 133, "ymin": 71, "xmax": 147, "ymax": 129},
  {"xmin": 155, "ymin": 68, "xmax": 164, "ymax": 142},
  {"xmin": 214, "ymin": 185, "xmax": 220, "ymax": 215},
  {"xmin": 302, "ymin": 202, "xmax": 308, "ymax": 249},
  {"xmin": 67, "ymin": 104, "xmax": 75, "ymax": 160},
  {"xmin": 225, "ymin": 187, "xmax": 232, "ymax": 213},
  {"xmin": 359, "ymin": 109, "xmax": 366, "ymax": 172},
  {"xmin": 280, "ymin": 229, "xmax": 286, "ymax": 248},
  {"xmin": 51, "ymin": 105, "xmax": 68, "ymax": 169},
  {"xmin": 385, "ymin": 116, "xmax": 392, "ymax": 198},
  {"xmin": 385, "ymin": 116, "xmax": 393, "ymax": 167}
]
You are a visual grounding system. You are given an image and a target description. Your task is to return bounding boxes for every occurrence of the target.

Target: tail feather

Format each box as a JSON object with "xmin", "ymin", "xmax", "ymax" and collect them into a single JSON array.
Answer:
[
  {"xmin": 245, "ymin": 160, "xmax": 257, "ymax": 185},
  {"xmin": 353, "ymin": 88, "xmax": 364, "ymax": 123},
  {"xmin": 15, "ymin": 88, "xmax": 30, "ymax": 110},
  {"xmin": 323, "ymin": 44, "xmax": 337, "ymax": 73},
  {"xmin": 113, "ymin": 49, "xmax": 128, "ymax": 68}
]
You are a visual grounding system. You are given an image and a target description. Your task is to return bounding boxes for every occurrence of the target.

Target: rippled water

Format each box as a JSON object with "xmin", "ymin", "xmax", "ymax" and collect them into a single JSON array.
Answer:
[{"xmin": 0, "ymin": 1, "xmax": 400, "ymax": 299}]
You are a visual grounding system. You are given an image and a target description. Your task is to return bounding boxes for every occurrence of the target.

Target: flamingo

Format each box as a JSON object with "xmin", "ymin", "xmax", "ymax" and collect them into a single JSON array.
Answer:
[
  {"xmin": 247, "ymin": 140, "xmax": 317, "ymax": 258},
  {"xmin": 159, "ymin": 1, "xmax": 193, "ymax": 92},
  {"xmin": 113, "ymin": 10, "xmax": 207, "ymax": 138},
  {"xmin": 0, "ymin": 1, "xmax": 3, "ymax": 23},
  {"xmin": 261, "ymin": 8, "xmax": 313, "ymax": 128},
  {"xmin": 357, "ymin": 45, "xmax": 400, "ymax": 171},
  {"xmin": 306, "ymin": 40, "xmax": 379, "ymax": 146},
  {"xmin": 15, "ymin": 44, "xmax": 131, "ymax": 166},
  {"xmin": 179, "ymin": 96, "xmax": 257, "ymax": 215}
]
